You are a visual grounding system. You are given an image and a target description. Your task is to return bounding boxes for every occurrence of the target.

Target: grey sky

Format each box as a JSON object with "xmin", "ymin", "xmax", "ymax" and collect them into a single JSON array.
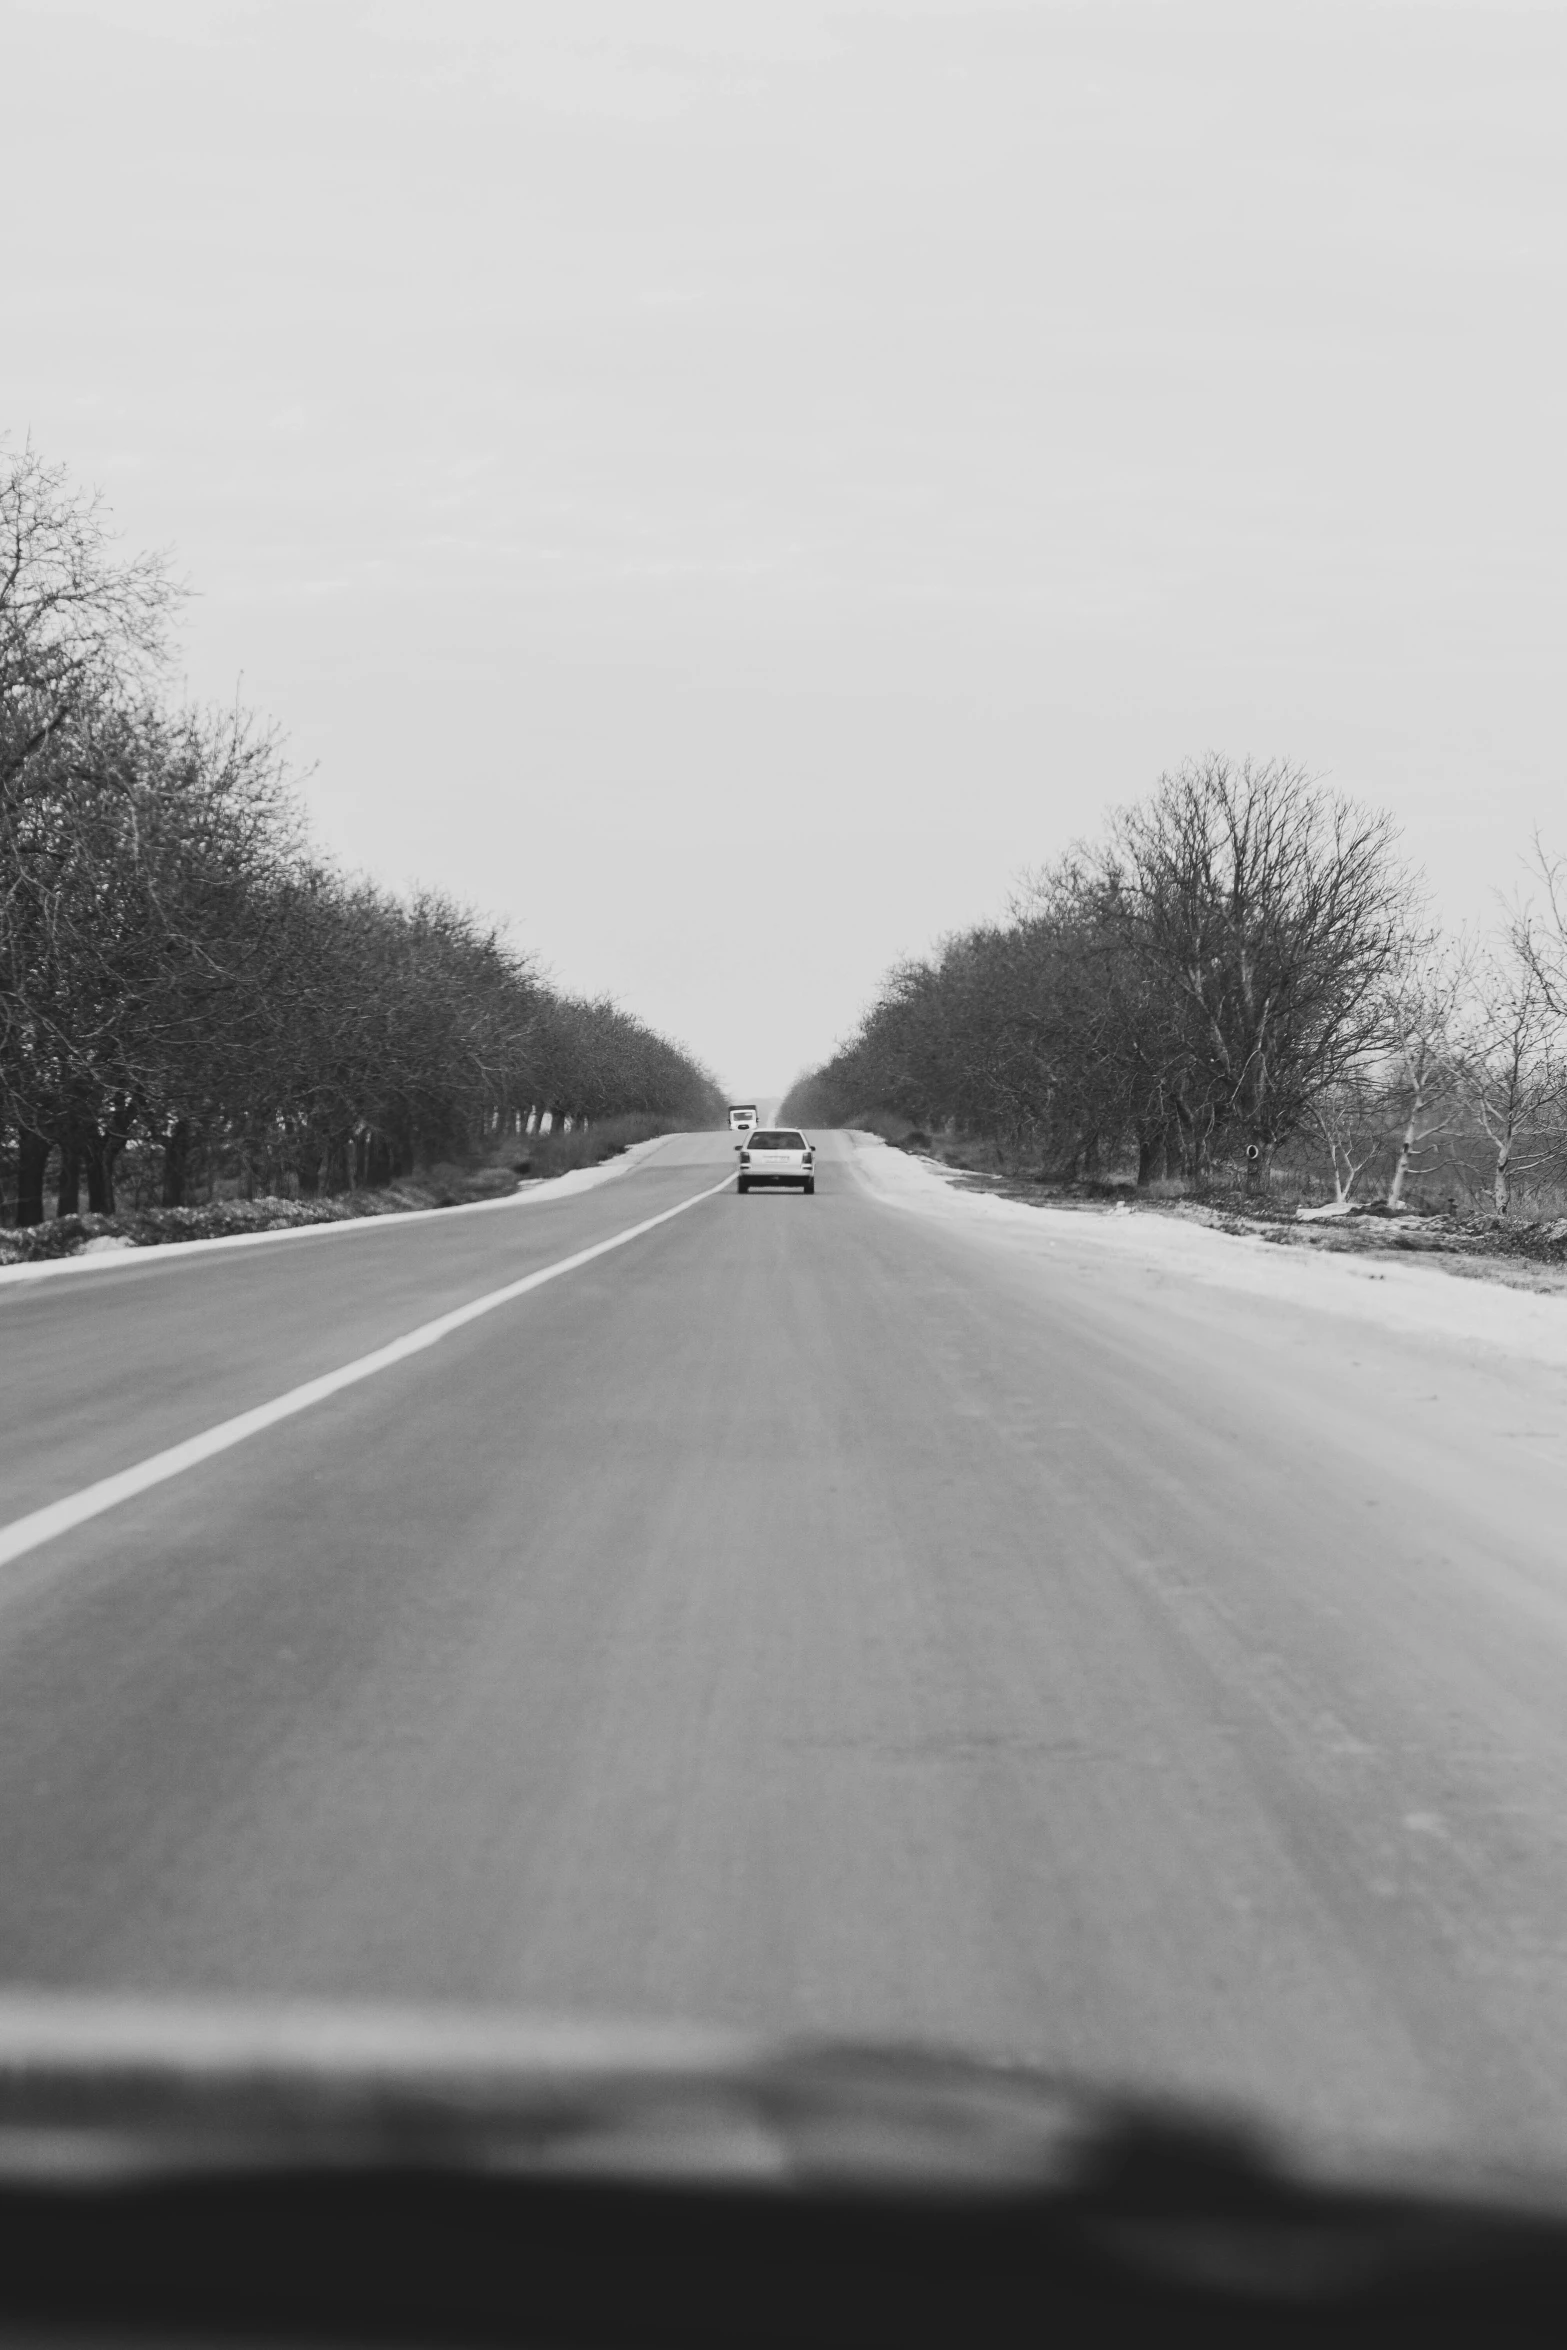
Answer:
[{"xmin": 4, "ymin": 0, "xmax": 1564, "ymax": 1097}]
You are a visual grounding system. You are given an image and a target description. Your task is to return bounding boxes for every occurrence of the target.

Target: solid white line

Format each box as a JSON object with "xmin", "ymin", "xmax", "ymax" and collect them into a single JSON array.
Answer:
[{"xmin": 0, "ymin": 1171, "xmax": 734, "ymax": 1573}]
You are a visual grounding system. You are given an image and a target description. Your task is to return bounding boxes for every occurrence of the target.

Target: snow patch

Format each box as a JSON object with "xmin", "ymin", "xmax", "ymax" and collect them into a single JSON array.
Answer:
[
  {"xmin": 847, "ymin": 1133, "xmax": 1567, "ymax": 1373},
  {"xmin": 0, "ymin": 1136, "xmax": 673, "ymax": 1288}
]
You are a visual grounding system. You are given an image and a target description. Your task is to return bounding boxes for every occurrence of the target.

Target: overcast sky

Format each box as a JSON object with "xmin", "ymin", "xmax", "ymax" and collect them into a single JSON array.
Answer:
[{"xmin": 4, "ymin": 0, "xmax": 1564, "ymax": 1096}]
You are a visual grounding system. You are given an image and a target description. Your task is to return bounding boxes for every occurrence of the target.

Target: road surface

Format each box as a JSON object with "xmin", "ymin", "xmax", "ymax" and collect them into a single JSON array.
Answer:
[{"xmin": 4, "ymin": 1126, "xmax": 1567, "ymax": 2174}]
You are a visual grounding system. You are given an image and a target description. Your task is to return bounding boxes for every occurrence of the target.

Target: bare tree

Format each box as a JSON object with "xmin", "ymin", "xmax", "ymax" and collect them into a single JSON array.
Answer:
[
  {"xmin": 1510, "ymin": 838, "xmax": 1567, "ymax": 1017},
  {"xmin": 1106, "ymin": 757, "xmax": 1412, "ymax": 1189},
  {"xmin": 1309, "ymin": 1071, "xmax": 1385, "ymax": 1204},
  {"xmin": 1464, "ymin": 938, "xmax": 1567, "ymax": 1213},
  {"xmin": 0, "ymin": 440, "xmax": 178, "ymax": 793},
  {"xmin": 1380, "ymin": 947, "xmax": 1471, "ymax": 1209}
]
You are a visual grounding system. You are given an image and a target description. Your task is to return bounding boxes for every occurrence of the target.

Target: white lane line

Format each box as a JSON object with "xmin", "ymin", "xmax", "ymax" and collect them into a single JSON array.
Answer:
[{"xmin": 0, "ymin": 1172, "xmax": 734, "ymax": 1572}]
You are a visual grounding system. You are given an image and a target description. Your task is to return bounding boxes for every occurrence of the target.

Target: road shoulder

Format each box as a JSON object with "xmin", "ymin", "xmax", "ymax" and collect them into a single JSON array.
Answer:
[
  {"xmin": 0, "ymin": 1137, "xmax": 674, "ymax": 1291},
  {"xmin": 846, "ymin": 1132, "xmax": 1567, "ymax": 1373}
]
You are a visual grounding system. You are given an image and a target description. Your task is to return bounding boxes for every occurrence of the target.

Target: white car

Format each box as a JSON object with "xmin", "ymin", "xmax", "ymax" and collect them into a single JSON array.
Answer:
[
  {"xmin": 736, "ymin": 1128, "xmax": 815, "ymax": 1195},
  {"xmin": 727, "ymin": 1104, "xmax": 758, "ymax": 1133}
]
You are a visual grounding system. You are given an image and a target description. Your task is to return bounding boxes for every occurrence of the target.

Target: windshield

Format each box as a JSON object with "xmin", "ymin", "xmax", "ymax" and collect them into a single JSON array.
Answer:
[{"xmin": 3, "ymin": 0, "xmax": 1566, "ymax": 2228}]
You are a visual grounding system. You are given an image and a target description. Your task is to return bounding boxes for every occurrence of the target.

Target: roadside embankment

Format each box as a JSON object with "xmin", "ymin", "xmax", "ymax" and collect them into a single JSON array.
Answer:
[
  {"xmin": 849, "ymin": 1132, "xmax": 1567, "ymax": 1370},
  {"xmin": 0, "ymin": 1133, "xmax": 680, "ymax": 1281},
  {"xmin": 0, "ymin": 1178, "xmax": 511, "ymax": 1267},
  {"xmin": 869, "ymin": 1137, "xmax": 1567, "ymax": 1292},
  {"xmin": 0, "ymin": 1115, "xmax": 702, "ymax": 1272}
]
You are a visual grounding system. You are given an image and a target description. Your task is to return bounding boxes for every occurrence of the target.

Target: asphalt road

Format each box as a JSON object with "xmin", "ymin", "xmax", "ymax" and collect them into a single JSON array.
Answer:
[{"xmin": 5, "ymin": 1127, "xmax": 1567, "ymax": 2173}]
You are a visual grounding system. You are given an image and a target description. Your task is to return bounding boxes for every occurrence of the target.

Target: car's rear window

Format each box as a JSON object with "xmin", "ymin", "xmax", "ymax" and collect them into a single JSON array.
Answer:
[{"xmin": 749, "ymin": 1132, "xmax": 806, "ymax": 1150}]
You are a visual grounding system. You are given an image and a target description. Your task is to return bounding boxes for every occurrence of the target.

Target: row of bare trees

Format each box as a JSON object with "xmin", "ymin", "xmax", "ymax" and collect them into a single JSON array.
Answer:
[
  {"xmin": 783, "ymin": 758, "xmax": 1567, "ymax": 1213},
  {"xmin": 1313, "ymin": 908, "xmax": 1567, "ymax": 1213},
  {"xmin": 1, "ymin": 442, "xmax": 722, "ymax": 1224}
]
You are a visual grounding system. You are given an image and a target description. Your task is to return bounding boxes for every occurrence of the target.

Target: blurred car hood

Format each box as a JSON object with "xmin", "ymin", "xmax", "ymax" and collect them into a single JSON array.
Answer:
[
  {"xmin": 2, "ymin": 1991, "xmax": 1567, "ymax": 2343},
  {"xmin": 0, "ymin": 1988, "xmax": 1108, "ymax": 2186}
]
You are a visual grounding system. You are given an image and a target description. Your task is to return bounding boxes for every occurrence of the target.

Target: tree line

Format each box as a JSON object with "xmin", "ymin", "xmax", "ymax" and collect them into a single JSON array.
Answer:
[
  {"xmin": 1, "ymin": 442, "xmax": 722, "ymax": 1226},
  {"xmin": 783, "ymin": 758, "xmax": 1567, "ymax": 1213}
]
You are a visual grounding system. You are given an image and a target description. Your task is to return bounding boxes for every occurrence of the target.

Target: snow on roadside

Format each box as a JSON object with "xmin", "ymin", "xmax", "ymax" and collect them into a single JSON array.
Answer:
[
  {"xmin": 847, "ymin": 1136, "xmax": 1567, "ymax": 1373},
  {"xmin": 0, "ymin": 1135, "xmax": 674, "ymax": 1290}
]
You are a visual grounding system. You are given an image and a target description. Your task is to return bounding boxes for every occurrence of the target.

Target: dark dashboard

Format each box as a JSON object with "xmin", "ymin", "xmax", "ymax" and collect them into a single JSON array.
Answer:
[{"xmin": 0, "ymin": 1995, "xmax": 1564, "ymax": 2346}]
